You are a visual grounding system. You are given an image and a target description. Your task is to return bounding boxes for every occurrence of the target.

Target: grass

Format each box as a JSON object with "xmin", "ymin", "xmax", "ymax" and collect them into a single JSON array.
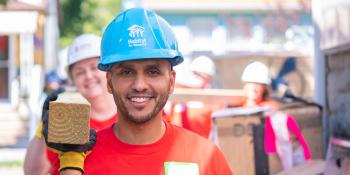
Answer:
[{"xmin": 0, "ymin": 160, "xmax": 23, "ymax": 167}]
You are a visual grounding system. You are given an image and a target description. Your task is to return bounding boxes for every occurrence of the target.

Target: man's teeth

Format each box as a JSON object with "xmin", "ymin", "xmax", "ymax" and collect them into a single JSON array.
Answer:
[{"xmin": 131, "ymin": 97, "xmax": 149, "ymax": 103}]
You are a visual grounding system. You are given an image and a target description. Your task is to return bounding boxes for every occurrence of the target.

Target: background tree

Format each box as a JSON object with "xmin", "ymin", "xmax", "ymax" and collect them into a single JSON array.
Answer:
[
  {"xmin": 59, "ymin": 0, "xmax": 121, "ymax": 47},
  {"xmin": 0, "ymin": 0, "xmax": 6, "ymax": 5}
]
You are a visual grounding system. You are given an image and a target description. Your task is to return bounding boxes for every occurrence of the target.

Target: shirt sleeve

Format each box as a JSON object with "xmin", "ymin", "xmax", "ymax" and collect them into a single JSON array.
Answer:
[
  {"xmin": 286, "ymin": 115, "xmax": 311, "ymax": 160},
  {"xmin": 264, "ymin": 116, "xmax": 277, "ymax": 153},
  {"xmin": 213, "ymin": 146, "xmax": 234, "ymax": 175}
]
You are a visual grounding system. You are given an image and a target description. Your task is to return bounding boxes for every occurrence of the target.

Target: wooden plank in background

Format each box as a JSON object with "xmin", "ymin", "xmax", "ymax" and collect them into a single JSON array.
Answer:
[
  {"xmin": 214, "ymin": 114, "xmax": 262, "ymax": 175},
  {"xmin": 276, "ymin": 159, "xmax": 325, "ymax": 175},
  {"xmin": 169, "ymin": 88, "xmax": 244, "ymax": 105}
]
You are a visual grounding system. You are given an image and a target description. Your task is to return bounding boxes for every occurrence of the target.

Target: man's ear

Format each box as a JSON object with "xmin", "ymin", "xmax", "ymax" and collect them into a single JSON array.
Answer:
[
  {"xmin": 106, "ymin": 72, "xmax": 113, "ymax": 94},
  {"xmin": 169, "ymin": 70, "xmax": 176, "ymax": 94}
]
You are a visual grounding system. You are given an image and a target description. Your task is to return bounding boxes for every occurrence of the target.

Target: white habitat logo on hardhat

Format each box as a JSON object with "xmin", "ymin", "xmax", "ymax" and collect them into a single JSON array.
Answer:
[{"xmin": 128, "ymin": 25, "xmax": 146, "ymax": 47}]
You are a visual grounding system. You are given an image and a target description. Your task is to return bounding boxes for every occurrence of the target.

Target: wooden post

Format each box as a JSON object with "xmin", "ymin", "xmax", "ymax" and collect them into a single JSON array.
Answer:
[{"xmin": 48, "ymin": 92, "xmax": 90, "ymax": 144}]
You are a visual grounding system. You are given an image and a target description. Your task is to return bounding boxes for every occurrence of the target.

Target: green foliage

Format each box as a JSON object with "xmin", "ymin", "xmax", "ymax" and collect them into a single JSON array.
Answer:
[
  {"xmin": 0, "ymin": 0, "xmax": 7, "ymax": 5},
  {"xmin": 59, "ymin": 0, "xmax": 121, "ymax": 47}
]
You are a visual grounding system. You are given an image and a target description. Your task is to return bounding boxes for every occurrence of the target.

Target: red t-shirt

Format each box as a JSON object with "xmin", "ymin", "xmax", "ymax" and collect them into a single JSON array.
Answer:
[
  {"xmin": 163, "ymin": 102, "xmax": 223, "ymax": 138},
  {"xmin": 47, "ymin": 113, "xmax": 118, "ymax": 175},
  {"xmin": 83, "ymin": 121, "xmax": 233, "ymax": 175}
]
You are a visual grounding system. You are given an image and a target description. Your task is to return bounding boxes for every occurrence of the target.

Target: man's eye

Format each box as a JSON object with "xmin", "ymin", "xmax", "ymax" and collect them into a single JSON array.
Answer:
[
  {"xmin": 148, "ymin": 69, "xmax": 160, "ymax": 75},
  {"xmin": 120, "ymin": 70, "xmax": 132, "ymax": 75}
]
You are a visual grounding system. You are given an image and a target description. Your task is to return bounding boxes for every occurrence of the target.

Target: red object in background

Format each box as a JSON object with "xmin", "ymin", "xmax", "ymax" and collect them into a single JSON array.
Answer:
[{"xmin": 0, "ymin": 35, "xmax": 8, "ymax": 50}]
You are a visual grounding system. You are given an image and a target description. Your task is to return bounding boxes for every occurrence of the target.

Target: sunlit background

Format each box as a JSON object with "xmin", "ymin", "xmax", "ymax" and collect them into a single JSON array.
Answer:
[{"xmin": 0, "ymin": 0, "xmax": 349, "ymax": 174}]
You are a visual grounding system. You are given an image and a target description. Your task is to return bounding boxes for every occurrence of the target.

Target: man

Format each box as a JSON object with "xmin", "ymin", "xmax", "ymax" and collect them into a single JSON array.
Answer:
[
  {"xmin": 42, "ymin": 8, "xmax": 233, "ymax": 175},
  {"xmin": 24, "ymin": 34, "xmax": 117, "ymax": 175}
]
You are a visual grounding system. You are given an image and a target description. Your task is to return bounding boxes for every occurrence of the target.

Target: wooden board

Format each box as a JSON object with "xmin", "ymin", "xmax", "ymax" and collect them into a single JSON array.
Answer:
[
  {"xmin": 276, "ymin": 159, "xmax": 325, "ymax": 175},
  {"xmin": 48, "ymin": 92, "xmax": 90, "ymax": 144},
  {"xmin": 213, "ymin": 114, "xmax": 262, "ymax": 175},
  {"xmin": 169, "ymin": 88, "xmax": 243, "ymax": 105},
  {"xmin": 326, "ymin": 156, "xmax": 350, "ymax": 175}
]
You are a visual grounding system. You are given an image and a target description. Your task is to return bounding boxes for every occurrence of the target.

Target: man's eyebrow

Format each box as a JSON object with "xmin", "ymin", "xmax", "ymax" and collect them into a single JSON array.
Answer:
[
  {"xmin": 118, "ymin": 62, "xmax": 161, "ymax": 68},
  {"xmin": 111, "ymin": 63, "xmax": 129, "ymax": 70},
  {"xmin": 110, "ymin": 60, "xmax": 168, "ymax": 71},
  {"xmin": 145, "ymin": 62, "xmax": 161, "ymax": 68}
]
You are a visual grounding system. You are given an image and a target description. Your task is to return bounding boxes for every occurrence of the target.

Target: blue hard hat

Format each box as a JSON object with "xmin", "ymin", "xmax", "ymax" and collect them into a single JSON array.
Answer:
[
  {"xmin": 45, "ymin": 70, "xmax": 62, "ymax": 84},
  {"xmin": 98, "ymin": 8, "xmax": 183, "ymax": 71}
]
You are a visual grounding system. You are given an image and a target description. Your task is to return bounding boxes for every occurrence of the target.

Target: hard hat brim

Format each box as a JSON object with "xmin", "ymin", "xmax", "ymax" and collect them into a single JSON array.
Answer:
[{"xmin": 98, "ymin": 49, "xmax": 183, "ymax": 71}]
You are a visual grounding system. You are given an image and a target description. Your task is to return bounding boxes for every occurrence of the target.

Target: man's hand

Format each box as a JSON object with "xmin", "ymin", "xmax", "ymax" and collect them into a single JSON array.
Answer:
[{"xmin": 41, "ymin": 88, "xmax": 96, "ymax": 173}]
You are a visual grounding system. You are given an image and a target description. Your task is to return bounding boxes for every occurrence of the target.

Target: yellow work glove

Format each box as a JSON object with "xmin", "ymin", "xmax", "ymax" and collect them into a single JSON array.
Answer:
[
  {"xmin": 59, "ymin": 151, "xmax": 88, "ymax": 172},
  {"xmin": 45, "ymin": 129, "xmax": 96, "ymax": 173},
  {"xmin": 35, "ymin": 121, "xmax": 44, "ymax": 140},
  {"xmin": 40, "ymin": 88, "xmax": 97, "ymax": 173},
  {"xmin": 36, "ymin": 116, "xmax": 88, "ymax": 172}
]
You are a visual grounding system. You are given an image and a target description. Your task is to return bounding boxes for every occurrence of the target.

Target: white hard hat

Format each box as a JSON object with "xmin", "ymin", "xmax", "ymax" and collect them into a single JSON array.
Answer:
[
  {"xmin": 241, "ymin": 61, "xmax": 271, "ymax": 85},
  {"xmin": 67, "ymin": 34, "xmax": 101, "ymax": 68},
  {"xmin": 176, "ymin": 71, "xmax": 204, "ymax": 88},
  {"xmin": 174, "ymin": 59, "xmax": 204, "ymax": 88},
  {"xmin": 190, "ymin": 56, "xmax": 216, "ymax": 77}
]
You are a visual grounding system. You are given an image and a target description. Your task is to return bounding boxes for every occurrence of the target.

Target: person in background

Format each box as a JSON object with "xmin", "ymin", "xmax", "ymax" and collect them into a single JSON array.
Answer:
[
  {"xmin": 23, "ymin": 34, "xmax": 118, "ymax": 175},
  {"xmin": 40, "ymin": 8, "xmax": 233, "ymax": 175},
  {"xmin": 33, "ymin": 70, "xmax": 65, "ymax": 133},
  {"xmin": 190, "ymin": 55, "xmax": 216, "ymax": 89},
  {"xmin": 163, "ymin": 55, "xmax": 222, "ymax": 138},
  {"xmin": 44, "ymin": 70, "xmax": 64, "ymax": 96},
  {"xmin": 240, "ymin": 61, "xmax": 279, "ymax": 110},
  {"xmin": 241, "ymin": 61, "xmax": 311, "ymax": 170}
]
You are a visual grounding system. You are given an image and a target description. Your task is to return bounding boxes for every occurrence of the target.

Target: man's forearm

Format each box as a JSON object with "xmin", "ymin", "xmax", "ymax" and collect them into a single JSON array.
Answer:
[{"xmin": 24, "ymin": 137, "xmax": 51, "ymax": 175}]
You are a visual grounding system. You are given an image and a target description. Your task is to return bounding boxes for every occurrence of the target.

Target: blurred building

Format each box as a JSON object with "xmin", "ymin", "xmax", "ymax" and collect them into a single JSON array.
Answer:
[
  {"xmin": 313, "ymin": 0, "xmax": 350, "ymax": 156},
  {"xmin": 124, "ymin": 0, "xmax": 314, "ymax": 98},
  {"xmin": 0, "ymin": 0, "xmax": 44, "ymax": 103},
  {"xmin": 0, "ymin": 0, "xmax": 59, "ymax": 147},
  {"xmin": 142, "ymin": 0, "xmax": 312, "ymax": 55}
]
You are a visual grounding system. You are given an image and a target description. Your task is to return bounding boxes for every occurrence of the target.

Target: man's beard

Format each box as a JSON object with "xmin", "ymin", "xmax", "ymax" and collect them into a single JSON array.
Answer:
[{"xmin": 111, "ymin": 87, "xmax": 170, "ymax": 124}]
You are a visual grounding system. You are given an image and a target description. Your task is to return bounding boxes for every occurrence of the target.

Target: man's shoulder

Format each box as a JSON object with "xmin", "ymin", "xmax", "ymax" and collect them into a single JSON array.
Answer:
[
  {"xmin": 87, "ymin": 126, "xmax": 115, "ymax": 157},
  {"xmin": 168, "ymin": 123, "xmax": 226, "ymax": 165},
  {"xmin": 95, "ymin": 125, "xmax": 114, "ymax": 140},
  {"xmin": 170, "ymin": 123, "xmax": 216, "ymax": 146}
]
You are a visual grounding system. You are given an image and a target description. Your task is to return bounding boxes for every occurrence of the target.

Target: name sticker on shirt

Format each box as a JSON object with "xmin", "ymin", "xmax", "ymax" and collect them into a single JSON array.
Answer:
[{"xmin": 164, "ymin": 162, "xmax": 199, "ymax": 175}]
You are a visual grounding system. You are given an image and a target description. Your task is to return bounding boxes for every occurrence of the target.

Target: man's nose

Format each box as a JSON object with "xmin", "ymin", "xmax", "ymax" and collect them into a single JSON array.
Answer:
[{"xmin": 132, "ymin": 74, "xmax": 148, "ymax": 92}]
